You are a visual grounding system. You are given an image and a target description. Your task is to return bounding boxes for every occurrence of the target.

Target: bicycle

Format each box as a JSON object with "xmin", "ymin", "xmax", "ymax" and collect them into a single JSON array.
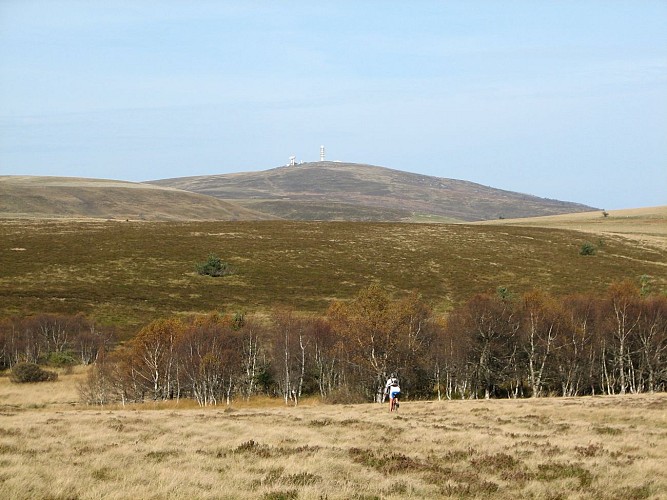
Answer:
[{"xmin": 389, "ymin": 392, "xmax": 400, "ymax": 412}]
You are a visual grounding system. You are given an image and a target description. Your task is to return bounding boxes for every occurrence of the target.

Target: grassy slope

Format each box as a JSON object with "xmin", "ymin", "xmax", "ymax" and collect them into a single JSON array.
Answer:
[
  {"xmin": 148, "ymin": 162, "xmax": 595, "ymax": 221},
  {"xmin": 1, "ymin": 218, "xmax": 665, "ymax": 337},
  {"xmin": 476, "ymin": 206, "xmax": 667, "ymax": 250},
  {"xmin": 1, "ymin": 369, "xmax": 666, "ymax": 499},
  {"xmin": 0, "ymin": 176, "xmax": 272, "ymax": 221}
]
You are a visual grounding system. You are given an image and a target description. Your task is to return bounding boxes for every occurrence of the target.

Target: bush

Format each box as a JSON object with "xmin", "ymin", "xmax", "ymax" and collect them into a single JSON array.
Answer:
[
  {"xmin": 47, "ymin": 350, "xmax": 77, "ymax": 368},
  {"xmin": 579, "ymin": 242, "xmax": 596, "ymax": 256},
  {"xmin": 196, "ymin": 254, "xmax": 235, "ymax": 277},
  {"xmin": 10, "ymin": 363, "xmax": 58, "ymax": 383}
]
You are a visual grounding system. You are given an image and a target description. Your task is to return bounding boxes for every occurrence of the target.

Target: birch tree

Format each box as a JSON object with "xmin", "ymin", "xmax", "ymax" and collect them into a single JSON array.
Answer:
[
  {"xmin": 130, "ymin": 318, "xmax": 183, "ymax": 400},
  {"xmin": 448, "ymin": 293, "xmax": 520, "ymax": 399},
  {"xmin": 519, "ymin": 290, "xmax": 563, "ymax": 397},
  {"xmin": 602, "ymin": 281, "xmax": 642, "ymax": 394},
  {"xmin": 556, "ymin": 294, "xmax": 597, "ymax": 396},
  {"xmin": 636, "ymin": 295, "xmax": 667, "ymax": 392},
  {"xmin": 328, "ymin": 285, "xmax": 433, "ymax": 402}
]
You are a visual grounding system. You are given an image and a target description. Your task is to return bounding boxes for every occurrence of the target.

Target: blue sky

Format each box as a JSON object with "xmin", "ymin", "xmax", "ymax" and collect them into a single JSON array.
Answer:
[{"xmin": 1, "ymin": 1, "xmax": 665, "ymax": 209}]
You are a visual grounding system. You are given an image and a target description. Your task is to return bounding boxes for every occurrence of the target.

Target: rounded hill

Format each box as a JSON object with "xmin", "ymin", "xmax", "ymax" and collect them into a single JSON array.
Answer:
[{"xmin": 148, "ymin": 162, "xmax": 596, "ymax": 222}]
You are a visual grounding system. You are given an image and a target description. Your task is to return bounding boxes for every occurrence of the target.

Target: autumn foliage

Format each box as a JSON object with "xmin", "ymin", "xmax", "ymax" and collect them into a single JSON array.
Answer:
[
  {"xmin": 0, "ymin": 313, "xmax": 113, "ymax": 370},
  {"xmin": 2, "ymin": 282, "xmax": 666, "ymax": 405}
]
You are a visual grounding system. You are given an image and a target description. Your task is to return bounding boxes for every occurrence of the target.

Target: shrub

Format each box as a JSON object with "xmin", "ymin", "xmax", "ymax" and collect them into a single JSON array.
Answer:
[
  {"xmin": 579, "ymin": 242, "xmax": 596, "ymax": 256},
  {"xmin": 196, "ymin": 254, "xmax": 235, "ymax": 277},
  {"xmin": 47, "ymin": 350, "xmax": 77, "ymax": 368},
  {"xmin": 10, "ymin": 363, "xmax": 58, "ymax": 383}
]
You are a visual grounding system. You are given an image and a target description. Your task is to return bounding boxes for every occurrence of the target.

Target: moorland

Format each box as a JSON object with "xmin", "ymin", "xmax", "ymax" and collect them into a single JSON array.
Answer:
[
  {"xmin": 0, "ymin": 369, "xmax": 665, "ymax": 499},
  {"xmin": 1, "ymin": 211, "xmax": 665, "ymax": 337},
  {"xmin": 1, "ymin": 169, "xmax": 666, "ymax": 498}
]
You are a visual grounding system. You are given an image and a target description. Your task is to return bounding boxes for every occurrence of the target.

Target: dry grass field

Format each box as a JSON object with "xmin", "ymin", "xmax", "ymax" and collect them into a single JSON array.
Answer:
[
  {"xmin": 478, "ymin": 206, "xmax": 667, "ymax": 251},
  {"xmin": 1, "ymin": 369, "xmax": 666, "ymax": 499}
]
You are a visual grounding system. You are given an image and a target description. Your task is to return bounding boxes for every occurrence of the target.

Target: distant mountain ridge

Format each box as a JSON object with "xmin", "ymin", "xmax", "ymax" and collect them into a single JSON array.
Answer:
[
  {"xmin": 148, "ymin": 162, "xmax": 595, "ymax": 222},
  {"xmin": 0, "ymin": 163, "xmax": 596, "ymax": 222},
  {"xmin": 0, "ymin": 176, "xmax": 273, "ymax": 221}
]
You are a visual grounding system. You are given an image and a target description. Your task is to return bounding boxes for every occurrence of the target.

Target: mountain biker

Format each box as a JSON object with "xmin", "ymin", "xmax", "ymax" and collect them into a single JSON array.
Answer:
[{"xmin": 384, "ymin": 374, "xmax": 401, "ymax": 412}]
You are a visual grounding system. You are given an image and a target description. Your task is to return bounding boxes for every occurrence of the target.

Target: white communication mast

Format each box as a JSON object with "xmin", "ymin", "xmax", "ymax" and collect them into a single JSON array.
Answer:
[
  {"xmin": 289, "ymin": 155, "xmax": 296, "ymax": 166},
  {"xmin": 320, "ymin": 145, "xmax": 325, "ymax": 162}
]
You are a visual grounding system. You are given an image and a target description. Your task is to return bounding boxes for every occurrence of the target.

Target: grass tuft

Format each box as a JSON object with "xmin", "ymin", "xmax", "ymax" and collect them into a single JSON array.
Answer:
[
  {"xmin": 613, "ymin": 483, "xmax": 653, "ymax": 500},
  {"xmin": 574, "ymin": 443, "xmax": 605, "ymax": 457},
  {"xmin": 91, "ymin": 467, "xmax": 114, "ymax": 481},
  {"xmin": 593, "ymin": 425, "xmax": 622, "ymax": 436},
  {"xmin": 284, "ymin": 472, "xmax": 321, "ymax": 486},
  {"xmin": 234, "ymin": 439, "xmax": 273, "ymax": 458},
  {"xmin": 308, "ymin": 419, "xmax": 333, "ymax": 427},
  {"xmin": 261, "ymin": 490, "xmax": 298, "ymax": 500},
  {"xmin": 536, "ymin": 462, "xmax": 594, "ymax": 488},
  {"xmin": 349, "ymin": 447, "xmax": 435, "ymax": 474},
  {"xmin": 145, "ymin": 450, "xmax": 180, "ymax": 462}
]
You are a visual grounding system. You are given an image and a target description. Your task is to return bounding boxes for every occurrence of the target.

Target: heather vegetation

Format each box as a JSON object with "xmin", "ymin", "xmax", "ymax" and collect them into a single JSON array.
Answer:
[
  {"xmin": 2, "ymin": 219, "xmax": 666, "ymax": 338},
  {"xmin": 2, "ymin": 214, "xmax": 665, "ymax": 405}
]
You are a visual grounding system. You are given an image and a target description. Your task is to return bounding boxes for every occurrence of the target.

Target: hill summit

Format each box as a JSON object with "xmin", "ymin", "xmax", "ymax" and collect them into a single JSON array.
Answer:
[{"xmin": 148, "ymin": 162, "xmax": 595, "ymax": 222}]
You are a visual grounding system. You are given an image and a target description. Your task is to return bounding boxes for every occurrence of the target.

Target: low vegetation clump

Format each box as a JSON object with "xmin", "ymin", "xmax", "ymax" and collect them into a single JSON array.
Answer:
[
  {"xmin": 9, "ymin": 362, "xmax": 57, "ymax": 383},
  {"xmin": 580, "ymin": 242, "xmax": 596, "ymax": 255},
  {"xmin": 535, "ymin": 462, "xmax": 594, "ymax": 488},
  {"xmin": 195, "ymin": 253, "xmax": 235, "ymax": 277}
]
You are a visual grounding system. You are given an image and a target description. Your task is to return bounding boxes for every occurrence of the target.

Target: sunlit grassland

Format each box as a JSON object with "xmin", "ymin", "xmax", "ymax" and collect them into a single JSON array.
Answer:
[
  {"xmin": 1, "ymin": 219, "xmax": 665, "ymax": 337},
  {"xmin": 1, "ymin": 369, "xmax": 666, "ymax": 499},
  {"xmin": 478, "ymin": 206, "xmax": 667, "ymax": 250}
]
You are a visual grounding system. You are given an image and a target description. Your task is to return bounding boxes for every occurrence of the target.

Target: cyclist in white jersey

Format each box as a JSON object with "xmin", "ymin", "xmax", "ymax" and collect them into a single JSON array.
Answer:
[{"xmin": 384, "ymin": 375, "xmax": 401, "ymax": 412}]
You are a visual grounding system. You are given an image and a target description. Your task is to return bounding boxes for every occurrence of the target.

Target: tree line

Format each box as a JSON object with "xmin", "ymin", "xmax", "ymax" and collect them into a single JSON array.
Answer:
[
  {"xmin": 2, "ymin": 281, "xmax": 665, "ymax": 405},
  {"xmin": 0, "ymin": 313, "xmax": 113, "ymax": 370}
]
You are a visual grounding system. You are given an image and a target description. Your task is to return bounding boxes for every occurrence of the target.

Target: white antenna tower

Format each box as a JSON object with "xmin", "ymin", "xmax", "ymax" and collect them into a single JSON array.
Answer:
[
  {"xmin": 320, "ymin": 145, "xmax": 325, "ymax": 162},
  {"xmin": 289, "ymin": 155, "xmax": 296, "ymax": 166}
]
